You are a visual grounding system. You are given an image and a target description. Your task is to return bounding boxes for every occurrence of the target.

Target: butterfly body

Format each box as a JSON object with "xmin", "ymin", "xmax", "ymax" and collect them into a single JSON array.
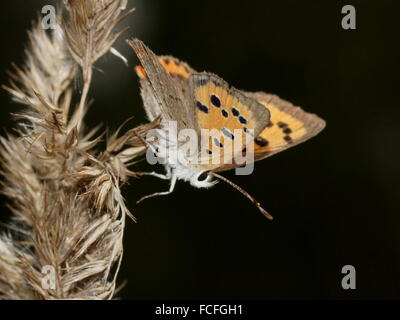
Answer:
[
  {"xmin": 150, "ymin": 132, "xmax": 217, "ymax": 189},
  {"xmin": 128, "ymin": 39, "xmax": 326, "ymax": 216}
]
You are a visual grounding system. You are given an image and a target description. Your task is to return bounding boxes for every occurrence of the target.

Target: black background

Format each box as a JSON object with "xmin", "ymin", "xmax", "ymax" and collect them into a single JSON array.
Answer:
[{"xmin": 0, "ymin": 0, "xmax": 399, "ymax": 299}]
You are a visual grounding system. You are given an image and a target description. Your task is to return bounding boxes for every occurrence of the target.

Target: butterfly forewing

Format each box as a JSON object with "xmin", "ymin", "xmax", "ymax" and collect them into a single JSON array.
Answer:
[{"xmin": 190, "ymin": 73, "xmax": 270, "ymax": 169}]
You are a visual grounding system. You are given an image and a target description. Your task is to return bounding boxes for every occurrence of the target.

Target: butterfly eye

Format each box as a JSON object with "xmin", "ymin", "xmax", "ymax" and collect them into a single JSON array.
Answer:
[{"xmin": 197, "ymin": 171, "xmax": 210, "ymax": 182}]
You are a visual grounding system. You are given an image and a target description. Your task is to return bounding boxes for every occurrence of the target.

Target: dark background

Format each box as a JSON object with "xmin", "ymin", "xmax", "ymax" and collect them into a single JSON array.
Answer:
[{"xmin": 0, "ymin": 0, "xmax": 399, "ymax": 299}]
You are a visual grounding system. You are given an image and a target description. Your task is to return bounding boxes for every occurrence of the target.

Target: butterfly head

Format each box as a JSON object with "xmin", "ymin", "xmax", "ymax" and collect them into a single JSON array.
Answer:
[{"xmin": 189, "ymin": 170, "xmax": 218, "ymax": 188}]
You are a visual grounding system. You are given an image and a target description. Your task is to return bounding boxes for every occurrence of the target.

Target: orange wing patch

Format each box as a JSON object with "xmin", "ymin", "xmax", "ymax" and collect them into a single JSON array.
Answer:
[
  {"xmin": 193, "ymin": 77, "xmax": 270, "ymax": 169},
  {"xmin": 136, "ymin": 56, "xmax": 192, "ymax": 79},
  {"xmin": 196, "ymin": 82, "xmax": 253, "ymax": 164},
  {"xmin": 159, "ymin": 57, "xmax": 191, "ymax": 78},
  {"xmin": 135, "ymin": 65, "xmax": 147, "ymax": 78},
  {"xmin": 254, "ymin": 103, "xmax": 306, "ymax": 153},
  {"xmin": 196, "ymin": 82, "xmax": 256, "ymax": 132}
]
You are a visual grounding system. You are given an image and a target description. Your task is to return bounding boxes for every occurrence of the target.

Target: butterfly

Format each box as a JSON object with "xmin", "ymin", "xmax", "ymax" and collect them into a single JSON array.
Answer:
[{"xmin": 127, "ymin": 39, "xmax": 326, "ymax": 219}]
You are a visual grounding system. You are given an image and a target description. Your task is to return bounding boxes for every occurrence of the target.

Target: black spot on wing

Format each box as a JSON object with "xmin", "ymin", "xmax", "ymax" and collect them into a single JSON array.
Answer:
[
  {"xmin": 231, "ymin": 107, "xmax": 239, "ymax": 117},
  {"xmin": 244, "ymin": 127, "xmax": 254, "ymax": 136},
  {"xmin": 221, "ymin": 109, "xmax": 229, "ymax": 118},
  {"xmin": 213, "ymin": 138, "xmax": 223, "ymax": 148},
  {"xmin": 283, "ymin": 127, "xmax": 292, "ymax": 134},
  {"xmin": 255, "ymin": 136, "xmax": 269, "ymax": 147},
  {"xmin": 197, "ymin": 78, "xmax": 208, "ymax": 86},
  {"xmin": 284, "ymin": 135, "xmax": 293, "ymax": 143},
  {"xmin": 238, "ymin": 116, "xmax": 247, "ymax": 124},
  {"xmin": 210, "ymin": 94, "xmax": 221, "ymax": 107},
  {"xmin": 222, "ymin": 128, "xmax": 234, "ymax": 140},
  {"xmin": 212, "ymin": 79, "xmax": 222, "ymax": 87},
  {"xmin": 277, "ymin": 121, "xmax": 288, "ymax": 128},
  {"xmin": 196, "ymin": 101, "xmax": 209, "ymax": 113}
]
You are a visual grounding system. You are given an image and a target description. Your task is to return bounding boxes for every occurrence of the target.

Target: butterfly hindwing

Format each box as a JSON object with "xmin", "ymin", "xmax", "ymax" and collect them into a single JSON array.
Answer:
[
  {"xmin": 246, "ymin": 92, "xmax": 326, "ymax": 160},
  {"xmin": 214, "ymin": 92, "xmax": 326, "ymax": 172}
]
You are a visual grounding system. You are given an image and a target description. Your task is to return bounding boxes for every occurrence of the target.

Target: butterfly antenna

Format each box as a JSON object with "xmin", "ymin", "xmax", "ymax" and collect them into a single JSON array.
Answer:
[{"xmin": 209, "ymin": 172, "xmax": 273, "ymax": 220}]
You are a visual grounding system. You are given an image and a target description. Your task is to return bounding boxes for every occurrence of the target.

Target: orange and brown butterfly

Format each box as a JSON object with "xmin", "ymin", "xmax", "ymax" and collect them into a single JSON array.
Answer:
[{"xmin": 128, "ymin": 39, "xmax": 326, "ymax": 219}]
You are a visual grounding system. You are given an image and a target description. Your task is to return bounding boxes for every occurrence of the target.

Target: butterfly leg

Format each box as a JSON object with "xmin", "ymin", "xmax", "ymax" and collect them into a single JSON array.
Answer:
[
  {"xmin": 136, "ymin": 165, "xmax": 172, "ymax": 180},
  {"xmin": 136, "ymin": 171, "xmax": 170, "ymax": 180},
  {"xmin": 137, "ymin": 174, "xmax": 177, "ymax": 204}
]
